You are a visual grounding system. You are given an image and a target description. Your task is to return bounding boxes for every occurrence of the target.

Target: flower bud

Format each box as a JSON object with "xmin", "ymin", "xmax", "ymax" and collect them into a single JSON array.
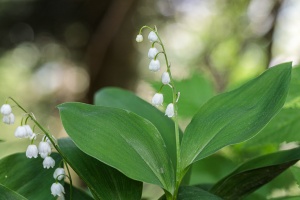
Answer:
[
  {"xmin": 2, "ymin": 113, "xmax": 15, "ymax": 125},
  {"xmin": 1, "ymin": 104, "xmax": 12, "ymax": 115},
  {"xmin": 26, "ymin": 145, "xmax": 38, "ymax": 158},
  {"xmin": 148, "ymin": 47, "xmax": 158, "ymax": 59},
  {"xmin": 149, "ymin": 59, "xmax": 160, "ymax": 72},
  {"xmin": 136, "ymin": 34, "xmax": 143, "ymax": 42},
  {"xmin": 14, "ymin": 126, "xmax": 27, "ymax": 138},
  {"xmin": 162, "ymin": 72, "xmax": 170, "ymax": 85},
  {"xmin": 53, "ymin": 168, "xmax": 65, "ymax": 181},
  {"xmin": 51, "ymin": 182, "xmax": 65, "ymax": 197},
  {"xmin": 148, "ymin": 31, "xmax": 158, "ymax": 42},
  {"xmin": 152, "ymin": 93, "xmax": 163, "ymax": 106},
  {"xmin": 43, "ymin": 156, "xmax": 55, "ymax": 169},
  {"xmin": 165, "ymin": 103, "xmax": 174, "ymax": 118}
]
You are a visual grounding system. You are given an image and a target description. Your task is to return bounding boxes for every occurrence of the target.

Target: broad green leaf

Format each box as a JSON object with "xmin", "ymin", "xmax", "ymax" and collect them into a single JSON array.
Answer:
[
  {"xmin": 244, "ymin": 66, "xmax": 300, "ymax": 147},
  {"xmin": 160, "ymin": 186, "xmax": 222, "ymax": 200},
  {"xmin": 290, "ymin": 166, "xmax": 300, "ymax": 187},
  {"xmin": 58, "ymin": 103, "xmax": 175, "ymax": 194},
  {"xmin": 180, "ymin": 63, "xmax": 291, "ymax": 170},
  {"xmin": 0, "ymin": 184, "xmax": 27, "ymax": 200},
  {"xmin": 210, "ymin": 147, "xmax": 300, "ymax": 199},
  {"xmin": 94, "ymin": 87, "xmax": 182, "ymax": 169},
  {"xmin": 64, "ymin": 183, "xmax": 93, "ymax": 200},
  {"xmin": 58, "ymin": 137, "xmax": 142, "ymax": 200},
  {"xmin": 152, "ymin": 73, "xmax": 215, "ymax": 117},
  {"xmin": 0, "ymin": 153, "xmax": 62, "ymax": 200}
]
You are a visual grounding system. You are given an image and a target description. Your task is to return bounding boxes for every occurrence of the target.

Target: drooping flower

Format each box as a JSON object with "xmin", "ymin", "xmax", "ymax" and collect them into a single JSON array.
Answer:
[
  {"xmin": 152, "ymin": 93, "xmax": 163, "ymax": 106},
  {"xmin": 53, "ymin": 168, "xmax": 65, "ymax": 181},
  {"xmin": 43, "ymin": 156, "xmax": 55, "ymax": 169},
  {"xmin": 51, "ymin": 182, "xmax": 65, "ymax": 197},
  {"xmin": 24, "ymin": 125, "xmax": 33, "ymax": 138},
  {"xmin": 162, "ymin": 72, "xmax": 170, "ymax": 85},
  {"xmin": 39, "ymin": 141, "xmax": 51, "ymax": 158},
  {"xmin": 148, "ymin": 31, "xmax": 158, "ymax": 42},
  {"xmin": 0, "ymin": 104, "xmax": 12, "ymax": 115},
  {"xmin": 165, "ymin": 103, "xmax": 174, "ymax": 118},
  {"xmin": 149, "ymin": 59, "xmax": 160, "ymax": 72},
  {"xmin": 14, "ymin": 126, "xmax": 27, "ymax": 138},
  {"xmin": 26, "ymin": 145, "xmax": 38, "ymax": 158},
  {"xmin": 136, "ymin": 34, "xmax": 143, "ymax": 42},
  {"xmin": 148, "ymin": 47, "xmax": 158, "ymax": 59},
  {"xmin": 2, "ymin": 113, "xmax": 15, "ymax": 125}
]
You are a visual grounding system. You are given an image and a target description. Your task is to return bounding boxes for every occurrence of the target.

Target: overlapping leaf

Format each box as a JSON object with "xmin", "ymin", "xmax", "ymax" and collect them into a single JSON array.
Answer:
[{"xmin": 0, "ymin": 184, "xmax": 27, "ymax": 200}]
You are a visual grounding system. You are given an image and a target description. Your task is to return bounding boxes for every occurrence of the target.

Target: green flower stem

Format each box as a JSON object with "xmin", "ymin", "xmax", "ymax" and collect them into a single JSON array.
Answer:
[{"xmin": 8, "ymin": 97, "xmax": 73, "ymax": 200}]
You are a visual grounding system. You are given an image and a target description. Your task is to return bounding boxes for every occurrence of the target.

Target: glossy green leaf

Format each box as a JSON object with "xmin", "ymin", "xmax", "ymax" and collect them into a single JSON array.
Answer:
[
  {"xmin": 210, "ymin": 147, "xmax": 300, "ymax": 199},
  {"xmin": 180, "ymin": 63, "xmax": 292, "ymax": 170},
  {"xmin": 0, "ymin": 153, "xmax": 62, "ymax": 200},
  {"xmin": 0, "ymin": 184, "xmax": 27, "ymax": 200},
  {"xmin": 94, "ymin": 87, "xmax": 182, "ymax": 169},
  {"xmin": 58, "ymin": 137, "xmax": 142, "ymax": 200},
  {"xmin": 64, "ymin": 183, "xmax": 93, "ymax": 200},
  {"xmin": 58, "ymin": 103, "xmax": 175, "ymax": 194},
  {"xmin": 291, "ymin": 166, "xmax": 300, "ymax": 187}
]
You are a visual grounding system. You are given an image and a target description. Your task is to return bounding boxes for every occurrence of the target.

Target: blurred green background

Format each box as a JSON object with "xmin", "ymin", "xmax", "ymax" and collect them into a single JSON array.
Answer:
[{"xmin": 1, "ymin": 0, "xmax": 300, "ymax": 199}]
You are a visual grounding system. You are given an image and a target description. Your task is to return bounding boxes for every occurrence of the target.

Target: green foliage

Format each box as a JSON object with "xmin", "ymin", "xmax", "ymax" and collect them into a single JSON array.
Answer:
[
  {"xmin": 180, "ymin": 63, "xmax": 292, "ymax": 171},
  {"xmin": 58, "ymin": 137, "xmax": 142, "ymax": 200},
  {"xmin": 58, "ymin": 103, "xmax": 175, "ymax": 194},
  {"xmin": 210, "ymin": 147, "xmax": 300, "ymax": 199},
  {"xmin": 64, "ymin": 183, "xmax": 94, "ymax": 200},
  {"xmin": 0, "ymin": 184, "xmax": 27, "ymax": 200}
]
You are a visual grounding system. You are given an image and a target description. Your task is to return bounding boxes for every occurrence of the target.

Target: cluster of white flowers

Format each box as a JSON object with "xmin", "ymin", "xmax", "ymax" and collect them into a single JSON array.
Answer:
[
  {"xmin": 136, "ymin": 29, "xmax": 175, "ymax": 118},
  {"xmin": 1, "ymin": 102, "xmax": 65, "ymax": 197},
  {"xmin": 1, "ymin": 104, "xmax": 15, "ymax": 125}
]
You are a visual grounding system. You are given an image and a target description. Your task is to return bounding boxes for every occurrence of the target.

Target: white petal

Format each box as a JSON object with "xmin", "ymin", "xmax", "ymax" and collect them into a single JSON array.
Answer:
[
  {"xmin": 136, "ymin": 34, "xmax": 143, "ymax": 42},
  {"xmin": 162, "ymin": 72, "xmax": 170, "ymax": 85},
  {"xmin": 26, "ymin": 145, "xmax": 38, "ymax": 158},
  {"xmin": 51, "ymin": 182, "xmax": 65, "ymax": 197},
  {"xmin": 151, "ymin": 93, "xmax": 164, "ymax": 106},
  {"xmin": 39, "ymin": 141, "xmax": 51, "ymax": 156},
  {"xmin": 148, "ymin": 31, "xmax": 158, "ymax": 42},
  {"xmin": 53, "ymin": 168, "xmax": 65, "ymax": 180},
  {"xmin": 2, "ymin": 113, "xmax": 15, "ymax": 125},
  {"xmin": 43, "ymin": 156, "xmax": 55, "ymax": 169},
  {"xmin": 165, "ymin": 103, "xmax": 174, "ymax": 118},
  {"xmin": 1, "ymin": 104, "xmax": 12, "ymax": 115},
  {"xmin": 14, "ymin": 126, "xmax": 27, "ymax": 138},
  {"xmin": 149, "ymin": 59, "xmax": 160, "ymax": 72},
  {"xmin": 148, "ymin": 47, "xmax": 158, "ymax": 59}
]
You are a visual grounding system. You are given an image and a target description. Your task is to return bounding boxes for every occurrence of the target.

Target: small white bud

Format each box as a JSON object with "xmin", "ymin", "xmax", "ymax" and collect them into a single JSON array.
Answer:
[
  {"xmin": 2, "ymin": 113, "xmax": 15, "ymax": 125},
  {"xmin": 162, "ymin": 72, "xmax": 170, "ymax": 85},
  {"xmin": 39, "ymin": 141, "xmax": 51, "ymax": 158},
  {"xmin": 51, "ymin": 182, "xmax": 65, "ymax": 197},
  {"xmin": 14, "ymin": 126, "xmax": 27, "ymax": 138},
  {"xmin": 136, "ymin": 34, "xmax": 143, "ymax": 42},
  {"xmin": 149, "ymin": 59, "xmax": 160, "ymax": 72},
  {"xmin": 148, "ymin": 47, "xmax": 158, "ymax": 59},
  {"xmin": 53, "ymin": 168, "xmax": 65, "ymax": 181},
  {"xmin": 148, "ymin": 31, "xmax": 158, "ymax": 42},
  {"xmin": 26, "ymin": 145, "xmax": 38, "ymax": 158},
  {"xmin": 152, "ymin": 93, "xmax": 164, "ymax": 106},
  {"xmin": 43, "ymin": 156, "xmax": 55, "ymax": 169},
  {"xmin": 165, "ymin": 103, "xmax": 174, "ymax": 118},
  {"xmin": 1, "ymin": 104, "xmax": 12, "ymax": 115}
]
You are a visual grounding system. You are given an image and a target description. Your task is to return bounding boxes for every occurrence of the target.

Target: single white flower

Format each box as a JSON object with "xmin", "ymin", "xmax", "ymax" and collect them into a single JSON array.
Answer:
[
  {"xmin": 43, "ymin": 156, "xmax": 55, "ymax": 169},
  {"xmin": 148, "ymin": 47, "xmax": 158, "ymax": 59},
  {"xmin": 1, "ymin": 104, "xmax": 12, "ymax": 115},
  {"xmin": 152, "ymin": 93, "xmax": 163, "ymax": 106},
  {"xmin": 165, "ymin": 103, "xmax": 174, "ymax": 118},
  {"xmin": 53, "ymin": 168, "xmax": 65, "ymax": 181},
  {"xmin": 148, "ymin": 31, "xmax": 158, "ymax": 42},
  {"xmin": 26, "ymin": 145, "xmax": 38, "ymax": 158},
  {"xmin": 24, "ymin": 125, "xmax": 33, "ymax": 138},
  {"xmin": 136, "ymin": 34, "xmax": 143, "ymax": 42},
  {"xmin": 39, "ymin": 141, "xmax": 51, "ymax": 158},
  {"xmin": 14, "ymin": 126, "xmax": 27, "ymax": 138},
  {"xmin": 162, "ymin": 72, "xmax": 170, "ymax": 85},
  {"xmin": 149, "ymin": 59, "xmax": 160, "ymax": 72},
  {"xmin": 51, "ymin": 182, "xmax": 65, "ymax": 197},
  {"xmin": 2, "ymin": 113, "xmax": 15, "ymax": 125}
]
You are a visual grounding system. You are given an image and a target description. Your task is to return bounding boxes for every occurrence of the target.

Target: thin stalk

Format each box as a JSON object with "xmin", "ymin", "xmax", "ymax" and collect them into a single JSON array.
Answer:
[{"xmin": 8, "ymin": 97, "xmax": 73, "ymax": 200}]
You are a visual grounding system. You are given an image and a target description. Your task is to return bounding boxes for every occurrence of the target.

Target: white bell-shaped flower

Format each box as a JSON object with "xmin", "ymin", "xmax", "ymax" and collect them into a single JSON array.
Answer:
[
  {"xmin": 24, "ymin": 125, "xmax": 33, "ymax": 138},
  {"xmin": 43, "ymin": 156, "xmax": 55, "ymax": 169},
  {"xmin": 39, "ymin": 141, "xmax": 51, "ymax": 158},
  {"xmin": 148, "ymin": 31, "xmax": 158, "ymax": 42},
  {"xmin": 1, "ymin": 104, "xmax": 12, "ymax": 115},
  {"xmin": 51, "ymin": 182, "xmax": 65, "ymax": 197},
  {"xmin": 14, "ymin": 126, "xmax": 27, "ymax": 138},
  {"xmin": 152, "ymin": 93, "xmax": 163, "ymax": 106},
  {"xmin": 148, "ymin": 47, "xmax": 158, "ymax": 59},
  {"xmin": 26, "ymin": 145, "xmax": 38, "ymax": 158},
  {"xmin": 53, "ymin": 168, "xmax": 65, "ymax": 181},
  {"xmin": 136, "ymin": 34, "xmax": 143, "ymax": 42},
  {"xmin": 165, "ymin": 103, "xmax": 174, "ymax": 118},
  {"xmin": 162, "ymin": 72, "xmax": 171, "ymax": 85},
  {"xmin": 149, "ymin": 59, "xmax": 160, "ymax": 72},
  {"xmin": 2, "ymin": 113, "xmax": 15, "ymax": 125}
]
